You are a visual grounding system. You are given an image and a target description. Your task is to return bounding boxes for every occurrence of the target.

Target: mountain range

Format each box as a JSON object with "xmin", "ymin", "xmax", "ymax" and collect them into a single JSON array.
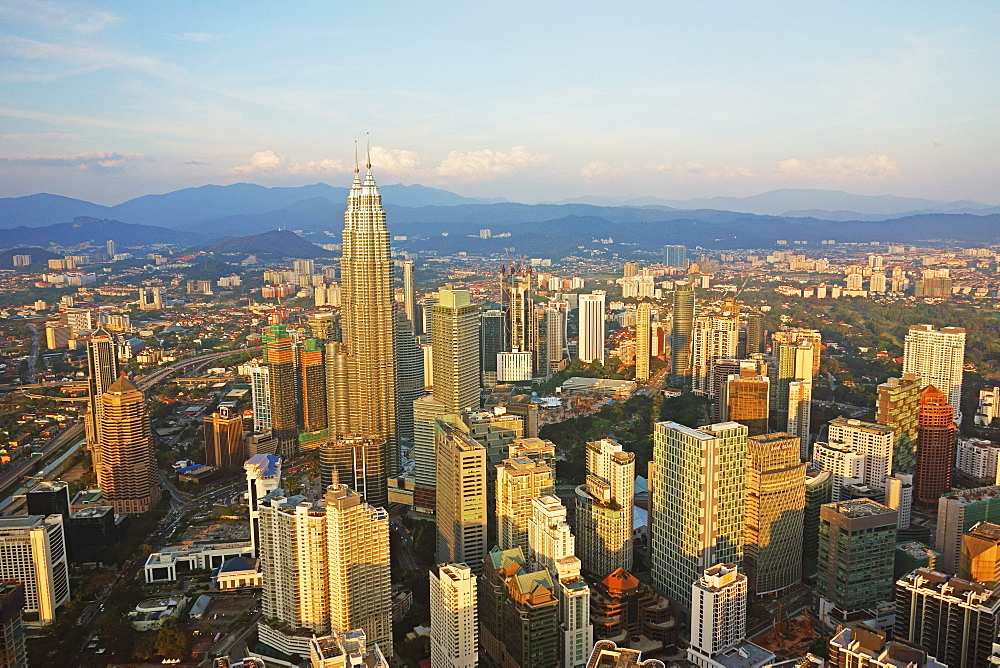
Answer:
[{"xmin": 0, "ymin": 183, "xmax": 997, "ymax": 255}]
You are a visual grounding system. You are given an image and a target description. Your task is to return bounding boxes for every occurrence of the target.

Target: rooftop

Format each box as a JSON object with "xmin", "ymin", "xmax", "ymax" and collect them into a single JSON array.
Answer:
[
  {"xmin": 825, "ymin": 498, "xmax": 895, "ymax": 519},
  {"xmin": 943, "ymin": 485, "xmax": 1000, "ymax": 505}
]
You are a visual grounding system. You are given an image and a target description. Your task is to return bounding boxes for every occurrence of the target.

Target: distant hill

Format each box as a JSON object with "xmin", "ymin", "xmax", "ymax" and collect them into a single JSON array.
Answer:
[
  {"xmin": 198, "ymin": 229, "xmax": 334, "ymax": 260},
  {"xmin": 0, "ymin": 217, "xmax": 190, "ymax": 250},
  {"xmin": 0, "ymin": 246, "xmax": 61, "ymax": 270},
  {"xmin": 551, "ymin": 188, "xmax": 998, "ymax": 217},
  {"xmin": 0, "ymin": 194, "xmax": 111, "ymax": 228},
  {"xmin": 0, "ymin": 182, "xmax": 505, "ymax": 230}
]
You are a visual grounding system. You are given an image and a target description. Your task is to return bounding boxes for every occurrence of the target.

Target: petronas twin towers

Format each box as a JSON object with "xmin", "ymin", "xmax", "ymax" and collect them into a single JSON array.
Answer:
[{"xmin": 328, "ymin": 155, "xmax": 398, "ymax": 502}]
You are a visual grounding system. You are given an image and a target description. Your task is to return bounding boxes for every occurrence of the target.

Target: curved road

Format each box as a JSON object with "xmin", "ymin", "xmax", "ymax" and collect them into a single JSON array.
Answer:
[{"xmin": 0, "ymin": 346, "xmax": 260, "ymax": 512}]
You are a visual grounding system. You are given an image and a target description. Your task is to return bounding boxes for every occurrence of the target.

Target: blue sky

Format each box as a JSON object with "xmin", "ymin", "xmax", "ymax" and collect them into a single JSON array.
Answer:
[{"xmin": 1, "ymin": 1, "xmax": 998, "ymax": 204}]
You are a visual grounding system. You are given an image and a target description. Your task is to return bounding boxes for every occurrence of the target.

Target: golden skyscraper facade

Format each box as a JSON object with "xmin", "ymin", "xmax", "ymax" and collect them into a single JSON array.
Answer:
[
  {"xmin": 95, "ymin": 375, "xmax": 160, "ymax": 514},
  {"xmin": 340, "ymin": 160, "xmax": 398, "ymax": 479}
]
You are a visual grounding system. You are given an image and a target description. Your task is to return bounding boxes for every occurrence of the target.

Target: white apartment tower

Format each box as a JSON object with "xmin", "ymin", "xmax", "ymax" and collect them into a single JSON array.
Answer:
[
  {"xmin": 575, "ymin": 439, "xmax": 635, "ymax": 576},
  {"xmin": 247, "ymin": 362, "xmax": 272, "ymax": 431},
  {"xmin": 496, "ymin": 452, "xmax": 555, "ymax": 552},
  {"xmin": 245, "ymin": 453, "xmax": 281, "ymax": 558},
  {"xmin": 688, "ymin": 563, "xmax": 748, "ymax": 665},
  {"xmin": 812, "ymin": 441, "xmax": 866, "ymax": 501},
  {"xmin": 429, "ymin": 563, "xmax": 478, "ymax": 668},
  {"xmin": 577, "ymin": 293, "xmax": 606, "ymax": 363},
  {"xmin": 635, "ymin": 303, "xmax": 652, "ymax": 382},
  {"xmin": 257, "ymin": 484, "xmax": 392, "ymax": 658},
  {"xmin": 903, "ymin": 324, "xmax": 966, "ymax": 421},
  {"xmin": 527, "ymin": 496, "xmax": 594, "ymax": 668},
  {"xmin": 827, "ymin": 417, "xmax": 896, "ymax": 491},
  {"xmin": 691, "ymin": 301, "xmax": 739, "ymax": 398},
  {"xmin": 650, "ymin": 422, "xmax": 747, "ymax": 610},
  {"xmin": 0, "ymin": 516, "xmax": 70, "ymax": 626}
]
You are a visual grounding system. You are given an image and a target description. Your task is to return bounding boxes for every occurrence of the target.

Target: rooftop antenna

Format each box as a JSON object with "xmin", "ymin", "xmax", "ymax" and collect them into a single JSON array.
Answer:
[{"xmin": 366, "ymin": 132, "xmax": 372, "ymax": 170}]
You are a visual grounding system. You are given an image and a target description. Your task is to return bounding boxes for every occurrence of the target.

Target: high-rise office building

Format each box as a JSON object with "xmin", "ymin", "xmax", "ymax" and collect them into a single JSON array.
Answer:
[
  {"xmin": 319, "ymin": 436, "xmax": 386, "ymax": 505},
  {"xmin": 663, "ymin": 245, "xmax": 686, "ymax": 268},
  {"xmin": 480, "ymin": 546, "xmax": 559, "ymax": 668},
  {"xmin": 0, "ymin": 516, "xmax": 70, "ymax": 625},
  {"xmin": 245, "ymin": 453, "xmax": 281, "ymax": 558},
  {"xmin": 299, "ymin": 338, "xmax": 327, "ymax": 433},
  {"xmin": 787, "ymin": 379, "xmax": 813, "ymax": 459},
  {"xmin": 773, "ymin": 339, "xmax": 814, "ymax": 457},
  {"xmin": 903, "ymin": 324, "xmax": 966, "ymax": 421},
  {"xmin": 635, "ymin": 303, "xmax": 652, "ymax": 382},
  {"xmin": 0, "ymin": 580, "xmax": 26, "ymax": 668},
  {"xmin": 430, "ymin": 563, "xmax": 478, "ymax": 668},
  {"xmin": 771, "ymin": 328, "xmax": 821, "ymax": 377},
  {"xmin": 307, "ymin": 311, "xmax": 337, "ymax": 341},
  {"xmin": 668, "ymin": 280, "xmax": 695, "ymax": 388},
  {"xmin": 480, "ymin": 309, "xmax": 507, "ymax": 387},
  {"xmin": 650, "ymin": 421, "xmax": 747, "ymax": 610},
  {"xmin": 527, "ymin": 496, "xmax": 593, "ymax": 668},
  {"xmin": 575, "ymin": 439, "xmax": 634, "ymax": 577},
  {"xmin": 816, "ymin": 499, "xmax": 897, "ymax": 627},
  {"xmin": 960, "ymin": 521, "xmax": 1000, "ymax": 586},
  {"xmin": 691, "ymin": 300, "xmax": 739, "ymax": 397},
  {"xmin": 828, "ymin": 624, "xmax": 945, "ymax": 668},
  {"xmin": 204, "ymin": 407, "xmax": 246, "ymax": 469},
  {"xmin": 435, "ymin": 422, "xmax": 487, "ymax": 575},
  {"xmin": 578, "ymin": 293, "xmax": 607, "ymax": 364},
  {"xmin": 84, "ymin": 327, "xmax": 119, "ymax": 457},
  {"xmin": 894, "ymin": 568, "xmax": 1000, "ymax": 668},
  {"xmin": 936, "ymin": 486, "xmax": 1000, "ymax": 574},
  {"xmin": 744, "ymin": 310, "xmax": 764, "ymax": 357},
  {"xmin": 540, "ymin": 305, "xmax": 568, "ymax": 378},
  {"xmin": 432, "ymin": 287, "xmax": 481, "ymax": 414},
  {"xmin": 402, "ymin": 260, "xmax": 416, "ymax": 328},
  {"xmin": 915, "ymin": 385, "xmax": 957, "ymax": 507},
  {"xmin": 803, "ymin": 466, "xmax": 833, "ymax": 579},
  {"xmin": 411, "ymin": 394, "xmax": 453, "ymax": 512},
  {"xmin": 263, "ymin": 324, "xmax": 298, "ymax": 458},
  {"xmin": 720, "ymin": 365, "xmax": 770, "ymax": 436},
  {"xmin": 877, "ymin": 373, "xmax": 921, "ymax": 474},
  {"xmin": 744, "ymin": 433, "xmax": 806, "ymax": 595},
  {"xmin": 496, "ymin": 451, "xmax": 555, "ymax": 552},
  {"xmin": 828, "ymin": 417, "xmax": 896, "ymax": 492},
  {"xmin": 500, "ymin": 261, "xmax": 537, "ymax": 374},
  {"xmin": 340, "ymin": 160, "xmax": 398, "ymax": 478},
  {"xmin": 94, "ymin": 375, "xmax": 160, "ymax": 514},
  {"xmin": 395, "ymin": 311, "xmax": 425, "ymax": 441}
]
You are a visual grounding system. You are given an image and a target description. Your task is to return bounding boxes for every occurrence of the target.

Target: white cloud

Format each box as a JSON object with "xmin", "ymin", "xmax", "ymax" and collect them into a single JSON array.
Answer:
[
  {"xmin": 0, "ymin": 1, "xmax": 120, "ymax": 32},
  {"xmin": 648, "ymin": 162, "xmax": 707, "ymax": 175},
  {"xmin": 933, "ymin": 138, "xmax": 944, "ymax": 147},
  {"xmin": 436, "ymin": 145, "xmax": 547, "ymax": 180},
  {"xmin": 173, "ymin": 32, "xmax": 221, "ymax": 43},
  {"xmin": 0, "ymin": 35, "xmax": 183, "ymax": 81},
  {"xmin": 777, "ymin": 154, "xmax": 899, "ymax": 180},
  {"xmin": 0, "ymin": 151, "xmax": 149, "ymax": 170},
  {"xmin": 368, "ymin": 146, "xmax": 421, "ymax": 175},
  {"xmin": 228, "ymin": 150, "xmax": 349, "ymax": 175},
  {"xmin": 581, "ymin": 162, "xmax": 629, "ymax": 180}
]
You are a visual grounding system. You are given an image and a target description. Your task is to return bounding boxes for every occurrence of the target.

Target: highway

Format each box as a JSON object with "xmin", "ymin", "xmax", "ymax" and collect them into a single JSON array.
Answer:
[{"xmin": 0, "ymin": 346, "xmax": 260, "ymax": 514}]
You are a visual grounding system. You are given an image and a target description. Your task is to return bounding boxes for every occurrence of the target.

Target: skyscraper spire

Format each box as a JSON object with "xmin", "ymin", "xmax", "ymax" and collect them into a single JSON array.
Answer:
[
  {"xmin": 366, "ymin": 132, "xmax": 372, "ymax": 171},
  {"xmin": 354, "ymin": 140, "xmax": 359, "ymax": 174}
]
